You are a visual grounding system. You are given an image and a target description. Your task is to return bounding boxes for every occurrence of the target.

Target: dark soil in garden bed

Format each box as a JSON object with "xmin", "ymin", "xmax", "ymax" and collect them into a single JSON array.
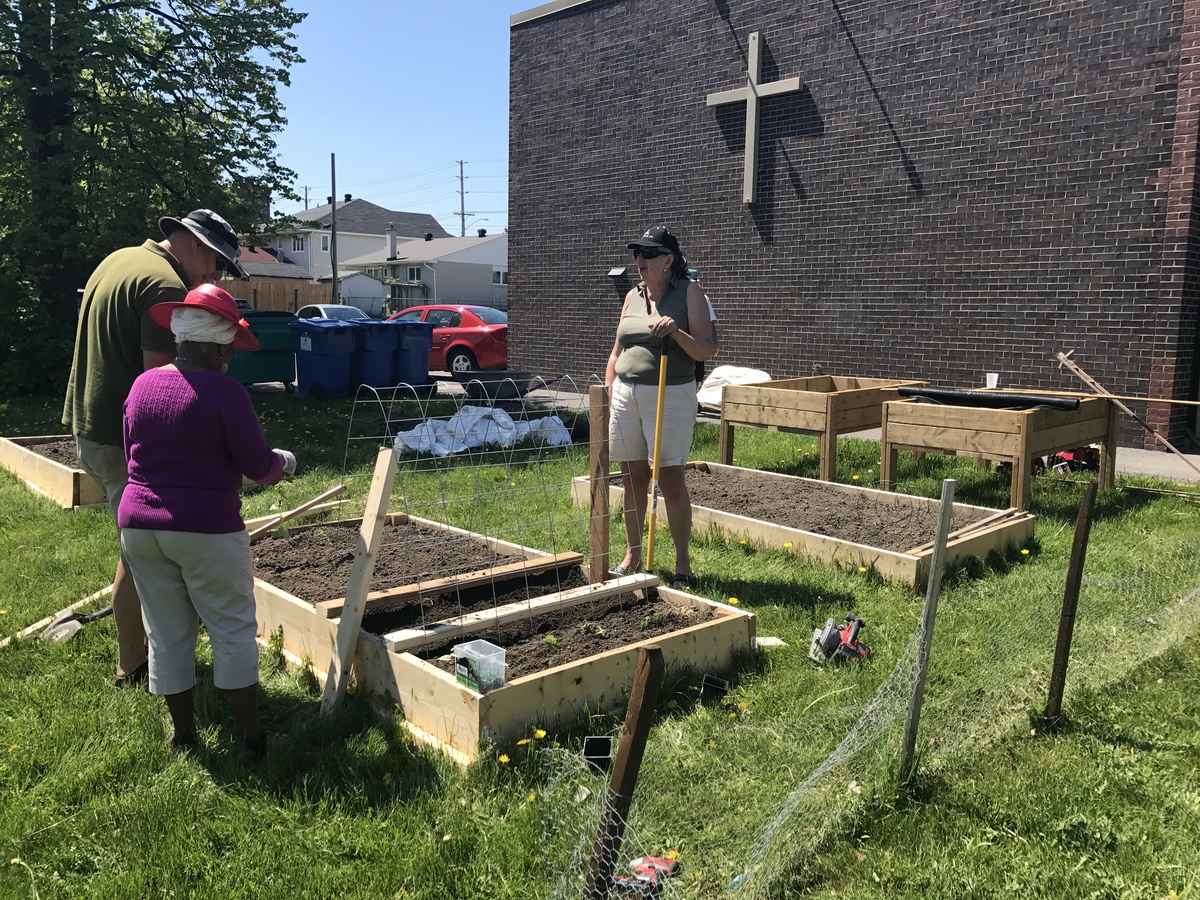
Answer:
[
  {"xmin": 360, "ymin": 566, "xmax": 591, "ymax": 636},
  {"xmin": 420, "ymin": 590, "xmax": 715, "ymax": 681},
  {"xmin": 251, "ymin": 520, "xmax": 525, "ymax": 603},
  {"xmin": 24, "ymin": 438, "xmax": 80, "ymax": 469},
  {"xmin": 682, "ymin": 467, "xmax": 990, "ymax": 553}
]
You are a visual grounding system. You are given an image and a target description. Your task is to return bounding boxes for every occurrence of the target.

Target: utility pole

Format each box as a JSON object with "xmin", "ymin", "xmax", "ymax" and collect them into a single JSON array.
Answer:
[
  {"xmin": 302, "ymin": 185, "xmax": 310, "ymax": 208},
  {"xmin": 329, "ymin": 154, "xmax": 339, "ymax": 303},
  {"xmin": 456, "ymin": 159, "xmax": 474, "ymax": 236}
]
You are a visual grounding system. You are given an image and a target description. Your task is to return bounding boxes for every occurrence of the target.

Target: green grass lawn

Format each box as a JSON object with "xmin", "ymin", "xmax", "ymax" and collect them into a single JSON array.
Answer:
[{"xmin": 1, "ymin": 390, "xmax": 1197, "ymax": 898}]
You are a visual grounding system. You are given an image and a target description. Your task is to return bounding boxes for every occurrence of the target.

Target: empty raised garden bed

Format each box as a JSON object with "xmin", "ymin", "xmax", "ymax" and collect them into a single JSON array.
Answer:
[
  {"xmin": 251, "ymin": 514, "xmax": 755, "ymax": 762},
  {"xmin": 718, "ymin": 375, "xmax": 927, "ymax": 482},
  {"xmin": 0, "ymin": 435, "xmax": 106, "ymax": 509},
  {"xmin": 572, "ymin": 462, "xmax": 1033, "ymax": 588}
]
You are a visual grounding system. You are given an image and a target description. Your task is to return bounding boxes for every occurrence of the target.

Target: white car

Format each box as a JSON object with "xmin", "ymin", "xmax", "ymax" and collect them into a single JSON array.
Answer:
[{"xmin": 295, "ymin": 303, "xmax": 369, "ymax": 321}]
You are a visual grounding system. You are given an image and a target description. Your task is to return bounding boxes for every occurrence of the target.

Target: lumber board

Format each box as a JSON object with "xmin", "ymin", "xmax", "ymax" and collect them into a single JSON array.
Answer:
[
  {"xmin": 1025, "ymin": 416, "xmax": 1113, "ymax": 456},
  {"xmin": 322, "ymin": 448, "xmax": 397, "ymax": 712},
  {"xmin": 254, "ymin": 579, "xmax": 339, "ymax": 673},
  {"xmin": 884, "ymin": 403, "xmax": 1026, "ymax": 433},
  {"xmin": 721, "ymin": 399, "xmax": 826, "ymax": 430},
  {"xmin": 315, "ymin": 551, "xmax": 585, "ymax": 619},
  {"xmin": 1026, "ymin": 396, "xmax": 1109, "ymax": 433},
  {"xmin": 0, "ymin": 435, "xmax": 107, "ymax": 508},
  {"xmin": 884, "ymin": 422, "xmax": 1022, "ymax": 456},
  {"xmin": 243, "ymin": 500, "xmax": 349, "ymax": 531},
  {"xmin": 906, "ymin": 507, "xmax": 1019, "ymax": 554},
  {"xmin": 380, "ymin": 572, "xmax": 657, "ymax": 651},
  {"xmin": 589, "ymin": 385, "xmax": 610, "ymax": 583}
]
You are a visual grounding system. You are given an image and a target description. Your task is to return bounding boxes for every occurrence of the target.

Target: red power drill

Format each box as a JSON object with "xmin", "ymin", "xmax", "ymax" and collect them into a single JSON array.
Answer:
[{"xmin": 613, "ymin": 856, "xmax": 681, "ymax": 895}]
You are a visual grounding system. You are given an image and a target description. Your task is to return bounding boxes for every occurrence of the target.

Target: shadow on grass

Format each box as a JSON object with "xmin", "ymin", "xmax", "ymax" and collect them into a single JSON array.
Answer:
[{"xmin": 187, "ymin": 668, "xmax": 445, "ymax": 805}]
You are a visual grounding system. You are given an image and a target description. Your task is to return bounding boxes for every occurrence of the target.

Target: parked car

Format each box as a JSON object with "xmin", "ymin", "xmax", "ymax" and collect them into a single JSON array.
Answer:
[
  {"xmin": 385, "ymin": 304, "xmax": 507, "ymax": 373},
  {"xmin": 295, "ymin": 303, "xmax": 369, "ymax": 321}
]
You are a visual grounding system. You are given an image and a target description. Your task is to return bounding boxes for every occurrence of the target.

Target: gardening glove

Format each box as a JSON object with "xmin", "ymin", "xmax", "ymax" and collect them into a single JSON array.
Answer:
[{"xmin": 274, "ymin": 448, "xmax": 297, "ymax": 477}]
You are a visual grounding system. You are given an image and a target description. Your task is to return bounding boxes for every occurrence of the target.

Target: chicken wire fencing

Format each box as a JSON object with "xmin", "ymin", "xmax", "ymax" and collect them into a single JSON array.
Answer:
[{"xmin": 309, "ymin": 381, "xmax": 1199, "ymax": 897}]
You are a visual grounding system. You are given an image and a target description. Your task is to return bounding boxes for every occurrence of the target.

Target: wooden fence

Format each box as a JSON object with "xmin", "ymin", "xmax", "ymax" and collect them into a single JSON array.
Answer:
[{"xmin": 224, "ymin": 278, "xmax": 330, "ymax": 313}]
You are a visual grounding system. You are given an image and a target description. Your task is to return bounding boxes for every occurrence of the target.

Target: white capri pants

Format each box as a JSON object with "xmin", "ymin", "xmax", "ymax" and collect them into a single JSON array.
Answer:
[
  {"xmin": 609, "ymin": 378, "xmax": 698, "ymax": 468},
  {"xmin": 119, "ymin": 528, "xmax": 260, "ymax": 696}
]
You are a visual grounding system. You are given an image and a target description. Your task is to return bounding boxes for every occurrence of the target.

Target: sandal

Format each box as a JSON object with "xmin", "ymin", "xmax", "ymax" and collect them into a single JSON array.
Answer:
[
  {"xmin": 114, "ymin": 660, "xmax": 149, "ymax": 688},
  {"xmin": 608, "ymin": 563, "xmax": 641, "ymax": 578},
  {"xmin": 670, "ymin": 573, "xmax": 696, "ymax": 590}
]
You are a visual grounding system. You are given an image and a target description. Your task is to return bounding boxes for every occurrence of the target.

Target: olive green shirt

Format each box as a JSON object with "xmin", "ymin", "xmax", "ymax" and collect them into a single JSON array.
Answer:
[
  {"xmin": 614, "ymin": 275, "xmax": 694, "ymax": 385},
  {"xmin": 62, "ymin": 240, "xmax": 185, "ymax": 447}
]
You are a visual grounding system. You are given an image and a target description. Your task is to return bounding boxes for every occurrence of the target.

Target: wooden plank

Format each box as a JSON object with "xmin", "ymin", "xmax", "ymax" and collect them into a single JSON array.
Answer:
[
  {"xmin": 1025, "ymin": 416, "xmax": 1113, "ymax": 456},
  {"xmin": 885, "ymin": 422, "xmax": 1022, "ymax": 456},
  {"xmin": 913, "ymin": 514, "xmax": 1036, "ymax": 587},
  {"xmin": 589, "ymin": 385, "xmax": 610, "ymax": 582},
  {"xmin": 321, "ymin": 447, "xmax": 398, "ymax": 712},
  {"xmin": 0, "ymin": 435, "xmax": 105, "ymax": 509},
  {"xmin": 818, "ymin": 393, "xmax": 837, "ymax": 481},
  {"xmin": 720, "ymin": 400, "xmax": 827, "ymax": 431},
  {"xmin": 381, "ymin": 573, "xmax": 656, "ymax": 652},
  {"xmin": 884, "ymin": 402, "xmax": 1026, "ymax": 433},
  {"xmin": 906, "ymin": 507, "xmax": 1019, "ymax": 554},
  {"xmin": 314, "ymin": 552, "xmax": 585, "ymax": 619},
  {"xmin": 243, "ymin": 500, "xmax": 349, "ymax": 531},
  {"xmin": 1025, "ymin": 396, "xmax": 1108, "ymax": 433},
  {"xmin": 248, "ymin": 484, "xmax": 348, "ymax": 540},
  {"xmin": 723, "ymin": 384, "xmax": 829, "ymax": 414},
  {"xmin": 254, "ymin": 578, "xmax": 340, "ymax": 674}
]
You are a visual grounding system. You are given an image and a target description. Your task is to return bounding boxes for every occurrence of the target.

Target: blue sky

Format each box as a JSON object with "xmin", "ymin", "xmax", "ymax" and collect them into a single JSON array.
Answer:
[{"xmin": 274, "ymin": 1, "xmax": 536, "ymax": 235}]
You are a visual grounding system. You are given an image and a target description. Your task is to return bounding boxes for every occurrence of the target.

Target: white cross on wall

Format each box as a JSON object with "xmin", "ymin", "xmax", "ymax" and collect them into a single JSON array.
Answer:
[{"xmin": 706, "ymin": 32, "xmax": 804, "ymax": 204}]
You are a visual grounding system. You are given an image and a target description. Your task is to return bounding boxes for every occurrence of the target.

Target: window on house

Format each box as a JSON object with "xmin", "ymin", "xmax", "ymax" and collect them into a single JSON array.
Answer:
[
  {"xmin": 292, "ymin": 236, "xmax": 305, "ymax": 253},
  {"xmin": 321, "ymin": 235, "xmax": 330, "ymax": 252},
  {"xmin": 407, "ymin": 266, "xmax": 422, "ymax": 282},
  {"xmin": 492, "ymin": 269, "xmax": 509, "ymax": 285}
]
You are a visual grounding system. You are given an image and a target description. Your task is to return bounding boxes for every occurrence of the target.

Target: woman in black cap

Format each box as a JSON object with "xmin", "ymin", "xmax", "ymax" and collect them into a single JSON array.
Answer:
[{"xmin": 604, "ymin": 226, "xmax": 716, "ymax": 589}]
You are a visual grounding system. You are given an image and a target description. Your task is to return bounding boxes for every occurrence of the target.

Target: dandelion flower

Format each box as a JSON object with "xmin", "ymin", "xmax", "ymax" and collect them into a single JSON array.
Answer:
[
  {"xmin": 852, "ymin": 474, "xmax": 860, "ymax": 481},
  {"xmin": 443, "ymin": 833, "xmax": 453, "ymax": 841},
  {"xmin": 0, "ymin": 610, "xmax": 6, "ymax": 615},
  {"xmin": 728, "ymin": 597, "xmax": 739, "ymax": 605},
  {"xmin": 527, "ymin": 792, "xmax": 537, "ymax": 803},
  {"xmin": 783, "ymin": 542, "xmax": 793, "ymax": 549},
  {"xmin": 517, "ymin": 738, "xmax": 530, "ymax": 746},
  {"xmin": 534, "ymin": 729, "xmax": 546, "ymax": 740},
  {"xmin": 729, "ymin": 712, "xmax": 737, "ymax": 719},
  {"xmin": 739, "ymin": 539, "xmax": 747, "ymax": 545},
  {"xmin": 666, "ymin": 700, "xmax": 678, "ymax": 709},
  {"xmin": 1021, "ymin": 549, "xmax": 1030, "ymax": 555},
  {"xmin": 498, "ymin": 754, "xmax": 510, "ymax": 764},
  {"xmin": 858, "ymin": 567, "xmax": 868, "ymax": 573},
  {"xmin": 511, "ymin": 481, "xmax": 516, "ymax": 487},
  {"xmin": 668, "ymin": 850, "xmax": 679, "ymax": 860},
  {"xmin": 739, "ymin": 701, "xmax": 747, "ymax": 710}
]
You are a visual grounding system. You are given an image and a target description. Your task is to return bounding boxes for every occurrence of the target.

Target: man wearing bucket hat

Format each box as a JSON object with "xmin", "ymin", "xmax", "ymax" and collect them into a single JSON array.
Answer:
[
  {"xmin": 63, "ymin": 208, "xmax": 248, "ymax": 687},
  {"xmin": 119, "ymin": 283, "xmax": 295, "ymax": 757}
]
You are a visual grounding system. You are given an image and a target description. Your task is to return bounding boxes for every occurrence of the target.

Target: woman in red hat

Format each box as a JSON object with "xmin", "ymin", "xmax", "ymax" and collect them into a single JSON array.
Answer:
[{"xmin": 118, "ymin": 284, "xmax": 296, "ymax": 758}]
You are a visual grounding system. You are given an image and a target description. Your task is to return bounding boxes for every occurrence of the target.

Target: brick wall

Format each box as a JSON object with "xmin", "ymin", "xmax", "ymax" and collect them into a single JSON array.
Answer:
[{"xmin": 509, "ymin": 0, "xmax": 1200, "ymax": 447}]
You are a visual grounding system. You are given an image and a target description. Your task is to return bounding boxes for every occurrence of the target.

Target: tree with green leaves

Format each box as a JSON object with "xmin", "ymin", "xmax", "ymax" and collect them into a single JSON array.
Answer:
[{"xmin": 0, "ymin": 0, "xmax": 306, "ymax": 392}]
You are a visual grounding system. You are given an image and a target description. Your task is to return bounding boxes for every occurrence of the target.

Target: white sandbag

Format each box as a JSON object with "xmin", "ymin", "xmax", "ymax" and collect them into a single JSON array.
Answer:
[{"xmin": 697, "ymin": 365, "xmax": 773, "ymax": 411}]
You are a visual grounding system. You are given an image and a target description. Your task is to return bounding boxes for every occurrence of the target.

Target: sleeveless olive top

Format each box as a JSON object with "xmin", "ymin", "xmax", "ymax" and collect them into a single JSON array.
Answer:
[{"xmin": 614, "ymin": 275, "xmax": 694, "ymax": 385}]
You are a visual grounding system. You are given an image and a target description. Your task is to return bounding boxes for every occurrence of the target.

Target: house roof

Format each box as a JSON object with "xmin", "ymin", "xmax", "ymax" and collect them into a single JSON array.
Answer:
[
  {"xmin": 342, "ymin": 233, "xmax": 507, "ymax": 268},
  {"xmin": 290, "ymin": 198, "xmax": 449, "ymax": 239},
  {"xmin": 238, "ymin": 260, "xmax": 312, "ymax": 280}
]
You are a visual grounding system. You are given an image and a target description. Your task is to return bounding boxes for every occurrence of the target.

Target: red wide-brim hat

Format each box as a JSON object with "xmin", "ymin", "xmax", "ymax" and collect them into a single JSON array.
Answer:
[{"xmin": 150, "ymin": 283, "xmax": 259, "ymax": 351}]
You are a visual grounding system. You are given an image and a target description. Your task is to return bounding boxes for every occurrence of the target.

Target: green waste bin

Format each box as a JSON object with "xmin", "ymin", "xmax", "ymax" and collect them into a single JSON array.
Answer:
[{"xmin": 226, "ymin": 310, "xmax": 297, "ymax": 391}]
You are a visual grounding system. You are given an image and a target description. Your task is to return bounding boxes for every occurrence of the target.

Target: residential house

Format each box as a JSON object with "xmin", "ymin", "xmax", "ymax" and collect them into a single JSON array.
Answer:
[
  {"xmin": 343, "ymin": 230, "xmax": 508, "ymax": 316},
  {"xmin": 263, "ymin": 196, "xmax": 449, "ymax": 282}
]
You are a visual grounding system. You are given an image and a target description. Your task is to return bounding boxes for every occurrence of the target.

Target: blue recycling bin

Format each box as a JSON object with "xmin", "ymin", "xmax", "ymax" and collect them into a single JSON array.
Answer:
[
  {"xmin": 349, "ymin": 319, "xmax": 398, "ymax": 389},
  {"xmin": 389, "ymin": 320, "xmax": 435, "ymax": 387},
  {"xmin": 290, "ymin": 319, "xmax": 355, "ymax": 398}
]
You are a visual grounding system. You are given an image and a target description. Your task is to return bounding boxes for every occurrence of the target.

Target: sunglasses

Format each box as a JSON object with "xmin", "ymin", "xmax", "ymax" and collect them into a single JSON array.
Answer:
[{"xmin": 632, "ymin": 247, "xmax": 668, "ymax": 259}]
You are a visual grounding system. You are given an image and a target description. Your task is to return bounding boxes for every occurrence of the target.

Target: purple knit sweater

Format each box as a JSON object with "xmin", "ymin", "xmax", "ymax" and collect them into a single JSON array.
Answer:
[{"xmin": 118, "ymin": 367, "xmax": 283, "ymax": 533}]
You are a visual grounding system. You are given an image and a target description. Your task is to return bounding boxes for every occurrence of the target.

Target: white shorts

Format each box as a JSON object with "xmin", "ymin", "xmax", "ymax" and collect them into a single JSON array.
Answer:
[
  {"xmin": 609, "ymin": 378, "xmax": 698, "ymax": 468},
  {"xmin": 74, "ymin": 436, "xmax": 127, "ymax": 519},
  {"xmin": 120, "ymin": 528, "xmax": 260, "ymax": 696}
]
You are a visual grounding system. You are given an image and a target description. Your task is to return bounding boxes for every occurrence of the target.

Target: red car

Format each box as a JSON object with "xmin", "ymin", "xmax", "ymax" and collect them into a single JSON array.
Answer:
[{"xmin": 386, "ymin": 304, "xmax": 508, "ymax": 373}]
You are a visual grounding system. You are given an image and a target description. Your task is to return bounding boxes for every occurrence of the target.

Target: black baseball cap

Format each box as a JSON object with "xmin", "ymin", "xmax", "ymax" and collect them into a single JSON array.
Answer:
[
  {"xmin": 158, "ymin": 209, "xmax": 248, "ymax": 279},
  {"xmin": 627, "ymin": 225, "xmax": 681, "ymax": 256}
]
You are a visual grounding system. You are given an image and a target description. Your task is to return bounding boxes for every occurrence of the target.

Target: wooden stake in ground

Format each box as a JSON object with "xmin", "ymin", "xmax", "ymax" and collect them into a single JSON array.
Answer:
[
  {"xmin": 1043, "ymin": 479, "xmax": 1099, "ymax": 726},
  {"xmin": 582, "ymin": 645, "xmax": 665, "ymax": 900},
  {"xmin": 1057, "ymin": 350, "xmax": 1200, "ymax": 479},
  {"xmin": 589, "ymin": 385, "xmax": 611, "ymax": 583},
  {"xmin": 320, "ymin": 448, "xmax": 397, "ymax": 713},
  {"xmin": 899, "ymin": 478, "xmax": 956, "ymax": 785}
]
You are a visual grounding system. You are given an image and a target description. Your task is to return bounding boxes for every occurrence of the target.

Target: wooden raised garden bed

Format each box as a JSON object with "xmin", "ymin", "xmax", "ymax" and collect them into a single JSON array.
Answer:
[
  {"xmin": 571, "ymin": 462, "xmax": 1033, "ymax": 588},
  {"xmin": 880, "ymin": 394, "xmax": 1118, "ymax": 509},
  {"xmin": 251, "ymin": 513, "xmax": 755, "ymax": 763},
  {"xmin": 718, "ymin": 375, "xmax": 927, "ymax": 482},
  {"xmin": 0, "ymin": 435, "xmax": 106, "ymax": 509}
]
